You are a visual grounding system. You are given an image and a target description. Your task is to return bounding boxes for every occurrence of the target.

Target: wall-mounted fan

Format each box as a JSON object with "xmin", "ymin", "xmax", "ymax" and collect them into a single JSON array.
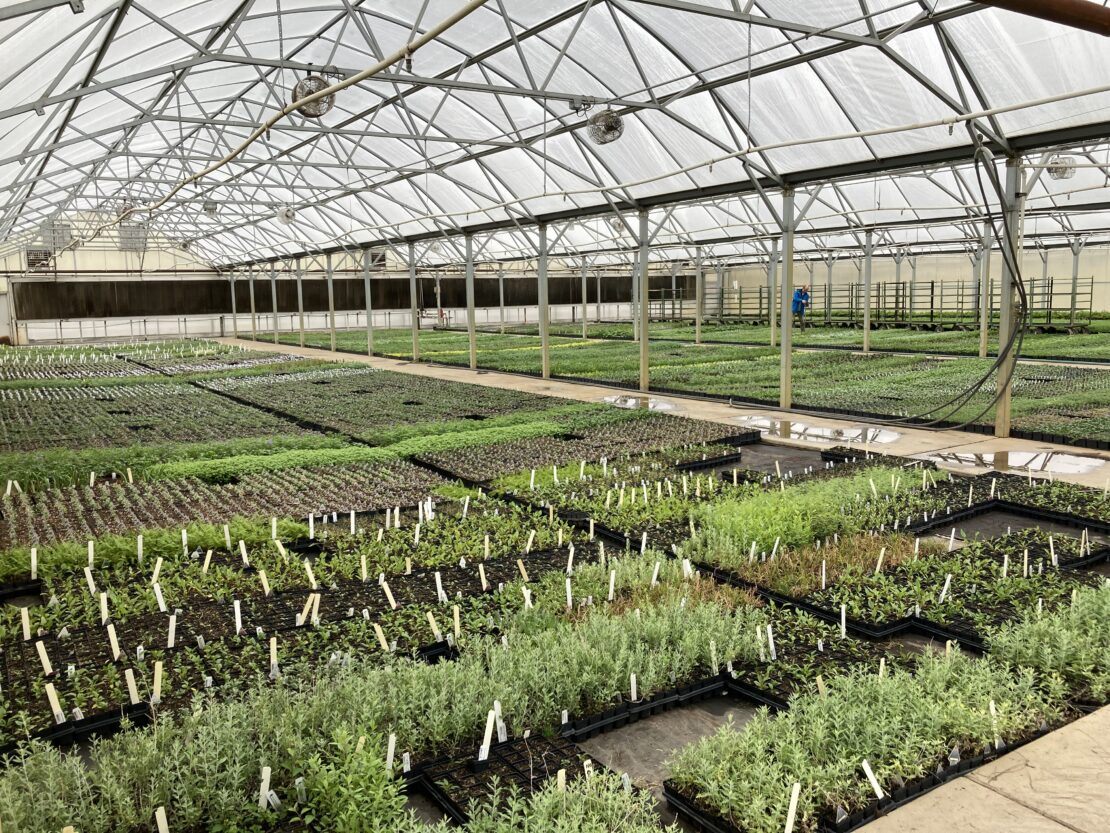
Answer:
[
  {"xmin": 586, "ymin": 109, "xmax": 624, "ymax": 145},
  {"xmin": 276, "ymin": 205, "xmax": 296, "ymax": 225},
  {"xmin": 292, "ymin": 66, "xmax": 340, "ymax": 118}
]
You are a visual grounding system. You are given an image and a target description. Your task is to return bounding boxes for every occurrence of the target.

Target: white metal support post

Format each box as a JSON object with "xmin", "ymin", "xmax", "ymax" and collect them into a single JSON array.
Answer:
[
  {"xmin": 362, "ymin": 249, "xmax": 374, "ymax": 356},
  {"xmin": 497, "ymin": 266, "xmax": 505, "ymax": 334},
  {"xmin": 408, "ymin": 242, "xmax": 420, "ymax": 362},
  {"xmin": 595, "ymin": 271, "xmax": 602, "ymax": 322},
  {"xmin": 631, "ymin": 260, "xmax": 639, "ymax": 343},
  {"xmin": 824, "ymin": 252, "xmax": 835, "ymax": 325},
  {"xmin": 465, "ymin": 234, "xmax": 477, "ymax": 370},
  {"xmin": 970, "ymin": 245, "xmax": 983, "ymax": 316},
  {"xmin": 978, "ymin": 220, "xmax": 993, "ymax": 358},
  {"xmin": 893, "ymin": 250, "xmax": 906, "ymax": 321},
  {"xmin": 768, "ymin": 237, "xmax": 779, "ymax": 347},
  {"xmin": 694, "ymin": 245, "xmax": 704, "ymax": 344},
  {"xmin": 995, "ymin": 156, "xmax": 1024, "ymax": 438},
  {"xmin": 1036, "ymin": 245, "xmax": 1049, "ymax": 317},
  {"xmin": 862, "ymin": 230, "xmax": 874, "ymax": 353},
  {"xmin": 638, "ymin": 209, "xmax": 650, "ymax": 393},
  {"xmin": 908, "ymin": 255, "xmax": 918, "ymax": 320},
  {"xmin": 270, "ymin": 263, "xmax": 279, "ymax": 344},
  {"xmin": 229, "ymin": 274, "xmax": 239, "ymax": 338},
  {"xmin": 779, "ymin": 189, "xmax": 796, "ymax": 409},
  {"xmin": 580, "ymin": 259, "xmax": 589, "ymax": 339},
  {"xmin": 326, "ymin": 253, "xmax": 337, "ymax": 352},
  {"xmin": 295, "ymin": 257, "xmax": 305, "ymax": 347},
  {"xmin": 248, "ymin": 266, "xmax": 258, "ymax": 341},
  {"xmin": 1068, "ymin": 237, "xmax": 1086, "ymax": 328},
  {"xmin": 538, "ymin": 224, "xmax": 551, "ymax": 379}
]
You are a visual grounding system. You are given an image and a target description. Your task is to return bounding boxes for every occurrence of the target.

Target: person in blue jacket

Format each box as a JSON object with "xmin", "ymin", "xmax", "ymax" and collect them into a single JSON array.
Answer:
[{"xmin": 792, "ymin": 284, "xmax": 811, "ymax": 329}]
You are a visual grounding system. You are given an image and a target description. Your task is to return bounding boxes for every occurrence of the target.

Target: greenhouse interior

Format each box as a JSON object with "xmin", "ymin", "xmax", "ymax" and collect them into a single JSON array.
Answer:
[{"xmin": 1, "ymin": 1, "xmax": 1110, "ymax": 831}]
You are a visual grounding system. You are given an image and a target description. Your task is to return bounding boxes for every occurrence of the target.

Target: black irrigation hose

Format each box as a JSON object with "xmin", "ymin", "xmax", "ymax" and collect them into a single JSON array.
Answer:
[{"xmin": 883, "ymin": 145, "xmax": 1030, "ymax": 431}]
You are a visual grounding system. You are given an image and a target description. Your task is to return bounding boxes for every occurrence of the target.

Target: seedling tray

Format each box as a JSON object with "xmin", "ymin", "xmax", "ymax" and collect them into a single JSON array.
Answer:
[
  {"xmin": 676, "ymin": 450, "xmax": 745, "ymax": 473},
  {"xmin": 414, "ymin": 735, "xmax": 592, "ymax": 824},
  {"xmin": 662, "ymin": 724, "xmax": 1053, "ymax": 833}
]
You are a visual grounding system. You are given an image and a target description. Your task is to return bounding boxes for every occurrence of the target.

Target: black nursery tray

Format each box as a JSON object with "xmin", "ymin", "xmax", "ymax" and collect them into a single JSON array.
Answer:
[
  {"xmin": 663, "ymin": 724, "xmax": 1054, "ymax": 833},
  {"xmin": 414, "ymin": 735, "xmax": 593, "ymax": 824},
  {"xmin": 0, "ymin": 701, "xmax": 152, "ymax": 762},
  {"xmin": 0, "ymin": 578, "xmax": 42, "ymax": 604}
]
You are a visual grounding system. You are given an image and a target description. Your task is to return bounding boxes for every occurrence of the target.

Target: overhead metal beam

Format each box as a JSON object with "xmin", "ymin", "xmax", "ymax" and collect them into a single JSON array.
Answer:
[
  {"xmin": 218, "ymin": 120, "xmax": 1110, "ymax": 269},
  {"xmin": 0, "ymin": 0, "xmax": 83, "ymax": 22}
]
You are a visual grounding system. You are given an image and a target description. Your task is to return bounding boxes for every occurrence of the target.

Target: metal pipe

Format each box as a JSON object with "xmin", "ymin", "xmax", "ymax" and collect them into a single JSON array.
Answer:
[
  {"xmin": 465, "ymin": 234, "xmax": 477, "ymax": 370},
  {"xmin": 995, "ymin": 156, "xmax": 1025, "ymax": 438},
  {"xmin": 247, "ymin": 266, "xmax": 258, "ymax": 341},
  {"xmin": 295, "ymin": 257, "xmax": 305, "ymax": 347},
  {"xmin": 1069, "ymin": 237, "xmax": 1085, "ymax": 326},
  {"xmin": 498, "ymin": 266, "xmax": 506, "ymax": 334},
  {"xmin": 638, "ymin": 209, "xmax": 651, "ymax": 393},
  {"xmin": 326, "ymin": 253, "xmax": 336, "ymax": 352},
  {"xmin": 979, "ymin": 221, "xmax": 994, "ymax": 357},
  {"xmin": 408, "ymin": 242, "xmax": 420, "ymax": 361},
  {"xmin": 975, "ymin": 0, "xmax": 1110, "ymax": 37},
  {"xmin": 581, "ymin": 259, "xmax": 589, "ymax": 339},
  {"xmin": 270, "ymin": 263, "xmax": 279, "ymax": 344},
  {"xmin": 694, "ymin": 246, "xmax": 704, "ymax": 344},
  {"xmin": 538, "ymin": 224, "xmax": 550, "ymax": 379},
  {"xmin": 229, "ymin": 275, "xmax": 239, "ymax": 339},
  {"xmin": 767, "ymin": 238, "xmax": 779, "ymax": 346},
  {"xmin": 779, "ymin": 189, "xmax": 796, "ymax": 409},
  {"xmin": 363, "ymin": 249, "xmax": 374, "ymax": 356},
  {"xmin": 862, "ymin": 230, "xmax": 874, "ymax": 352}
]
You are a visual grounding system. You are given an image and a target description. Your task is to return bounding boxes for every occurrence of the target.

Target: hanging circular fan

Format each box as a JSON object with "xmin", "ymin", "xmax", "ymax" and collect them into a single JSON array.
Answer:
[
  {"xmin": 292, "ymin": 75, "xmax": 335, "ymax": 118},
  {"xmin": 586, "ymin": 109, "xmax": 624, "ymax": 145},
  {"xmin": 1046, "ymin": 155, "xmax": 1076, "ymax": 181}
]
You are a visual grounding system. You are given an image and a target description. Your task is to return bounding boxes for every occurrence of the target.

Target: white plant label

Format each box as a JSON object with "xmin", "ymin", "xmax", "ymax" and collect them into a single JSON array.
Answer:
[
  {"xmin": 376, "ymin": 579, "xmax": 396, "ymax": 610},
  {"xmin": 36, "ymin": 640, "xmax": 54, "ymax": 676},
  {"xmin": 84, "ymin": 566, "xmax": 97, "ymax": 596},
  {"xmin": 517, "ymin": 559, "xmax": 530, "ymax": 583},
  {"xmin": 234, "ymin": 599, "xmax": 243, "ymax": 634},
  {"xmin": 608, "ymin": 569, "xmax": 616, "ymax": 602},
  {"xmin": 166, "ymin": 615, "xmax": 177, "ymax": 650},
  {"xmin": 427, "ymin": 611, "xmax": 443, "ymax": 642},
  {"xmin": 453, "ymin": 605, "xmax": 461, "ymax": 641},
  {"xmin": 386, "ymin": 733, "xmax": 397, "ymax": 774},
  {"xmin": 152, "ymin": 660, "xmax": 163, "ymax": 705},
  {"xmin": 202, "ymin": 550, "xmax": 213, "ymax": 574},
  {"xmin": 784, "ymin": 782, "xmax": 802, "ymax": 833},
  {"xmin": 259, "ymin": 570, "xmax": 271, "ymax": 597},
  {"xmin": 258, "ymin": 766, "xmax": 272, "ymax": 809},
  {"xmin": 938, "ymin": 573, "xmax": 953, "ymax": 604},
  {"xmin": 630, "ymin": 673, "xmax": 638, "ymax": 702},
  {"xmin": 151, "ymin": 557, "xmax": 163, "ymax": 585},
  {"xmin": 478, "ymin": 563, "xmax": 489, "ymax": 591},
  {"xmin": 651, "ymin": 561, "xmax": 660, "ymax": 586},
  {"xmin": 766, "ymin": 625, "xmax": 777, "ymax": 661},
  {"xmin": 860, "ymin": 759, "xmax": 884, "ymax": 800},
  {"xmin": 373, "ymin": 623, "xmax": 390, "ymax": 652},
  {"xmin": 155, "ymin": 806, "xmax": 170, "ymax": 833},
  {"xmin": 125, "ymin": 668, "xmax": 140, "ymax": 705},
  {"xmin": 30, "ymin": 547, "xmax": 37, "ymax": 580},
  {"xmin": 20, "ymin": 607, "xmax": 32, "ymax": 642},
  {"xmin": 45, "ymin": 683, "xmax": 65, "ymax": 724},
  {"xmin": 525, "ymin": 530, "xmax": 535, "ymax": 554},
  {"xmin": 153, "ymin": 583, "xmax": 167, "ymax": 613},
  {"xmin": 304, "ymin": 559, "xmax": 317, "ymax": 589},
  {"xmin": 100, "ymin": 592, "xmax": 109, "ymax": 625},
  {"xmin": 87, "ymin": 540, "xmax": 94, "ymax": 568},
  {"xmin": 223, "ymin": 524, "xmax": 231, "ymax": 549},
  {"xmin": 840, "ymin": 604, "xmax": 847, "ymax": 638},
  {"xmin": 479, "ymin": 709, "xmax": 496, "ymax": 760},
  {"xmin": 816, "ymin": 674, "xmax": 827, "ymax": 697}
]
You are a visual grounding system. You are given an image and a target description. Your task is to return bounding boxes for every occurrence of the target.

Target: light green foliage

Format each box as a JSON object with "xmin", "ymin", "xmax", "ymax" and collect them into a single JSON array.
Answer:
[
  {"xmin": 990, "ymin": 584, "xmax": 1110, "ymax": 703},
  {"xmin": 685, "ymin": 466, "xmax": 907, "ymax": 564},
  {"xmin": 669, "ymin": 651, "xmax": 1063, "ymax": 833},
  {"xmin": 462, "ymin": 772, "xmax": 676, "ymax": 833}
]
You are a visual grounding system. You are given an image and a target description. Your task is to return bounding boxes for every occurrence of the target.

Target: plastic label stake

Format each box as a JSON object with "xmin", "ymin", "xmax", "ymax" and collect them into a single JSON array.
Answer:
[
  {"xmin": 860, "ymin": 759, "xmax": 884, "ymax": 800},
  {"xmin": 166, "ymin": 615, "xmax": 176, "ymax": 650},
  {"xmin": 36, "ymin": 640, "xmax": 54, "ymax": 676},
  {"xmin": 20, "ymin": 607, "xmax": 32, "ymax": 641},
  {"xmin": 124, "ymin": 668, "xmax": 140, "ymax": 705},
  {"xmin": 784, "ymin": 782, "xmax": 802, "ymax": 833},
  {"xmin": 155, "ymin": 806, "xmax": 170, "ymax": 833},
  {"xmin": 517, "ymin": 560, "xmax": 530, "ymax": 582},
  {"xmin": 258, "ymin": 766, "xmax": 272, "ymax": 809},
  {"xmin": 478, "ymin": 709, "xmax": 496, "ymax": 761},
  {"xmin": 152, "ymin": 661, "xmax": 163, "ymax": 705},
  {"xmin": 202, "ymin": 550, "xmax": 213, "ymax": 574},
  {"xmin": 382, "ymin": 580, "xmax": 398, "ymax": 610},
  {"xmin": 45, "ymin": 683, "xmax": 65, "ymax": 724}
]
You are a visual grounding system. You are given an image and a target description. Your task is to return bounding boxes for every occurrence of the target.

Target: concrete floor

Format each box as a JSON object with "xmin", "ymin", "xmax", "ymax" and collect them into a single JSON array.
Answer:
[
  {"xmin": 221, "ymin": 337, "xmax": 1110, "ymax": 831},
  {"xmin": 865, "ymin": 705, "xmax": 1110, "ymax": 833}
]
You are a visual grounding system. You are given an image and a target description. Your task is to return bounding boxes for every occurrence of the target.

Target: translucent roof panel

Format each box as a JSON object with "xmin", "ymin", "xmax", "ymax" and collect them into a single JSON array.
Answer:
[{"xmin": 0, "ymin": 0, "xmax": 1108, "ymax": 266}]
